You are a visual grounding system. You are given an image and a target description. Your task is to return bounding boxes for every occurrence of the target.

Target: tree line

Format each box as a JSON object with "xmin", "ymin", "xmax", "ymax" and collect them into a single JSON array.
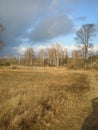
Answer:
[{"xmin": 0, "ymin": 23, "xmax": 98, "ymax": 69}]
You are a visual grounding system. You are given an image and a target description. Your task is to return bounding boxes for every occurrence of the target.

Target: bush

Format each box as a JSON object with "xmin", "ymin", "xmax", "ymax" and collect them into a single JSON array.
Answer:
[
  {"xmin": 0, "ymin": 61, "xmax": 10, "ymax": 66},
  {"xmin": 5, "ymin": 61, "xmax": 10, "ymax": 66}
]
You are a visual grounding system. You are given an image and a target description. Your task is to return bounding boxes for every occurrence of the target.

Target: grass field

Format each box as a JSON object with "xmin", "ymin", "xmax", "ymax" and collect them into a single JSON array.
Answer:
[{"xmin": 0, "ymin": 67, "xmax": 98, "ymax": 130}]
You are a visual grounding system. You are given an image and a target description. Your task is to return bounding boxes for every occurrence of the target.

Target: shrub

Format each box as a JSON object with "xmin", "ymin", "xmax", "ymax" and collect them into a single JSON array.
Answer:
[
  {"xmin": 0, "ymin": 61, "xmax": 10, "ymax": 66},
  {"xmin": 5, "ymin": 61, "xmax": 10, "ymax": 66}
]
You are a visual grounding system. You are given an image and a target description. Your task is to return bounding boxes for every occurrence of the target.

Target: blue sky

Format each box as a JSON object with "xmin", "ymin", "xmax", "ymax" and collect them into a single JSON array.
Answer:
[{"xmin": 0, "ymin": 0, "xmax": 98, "ymax": 56}]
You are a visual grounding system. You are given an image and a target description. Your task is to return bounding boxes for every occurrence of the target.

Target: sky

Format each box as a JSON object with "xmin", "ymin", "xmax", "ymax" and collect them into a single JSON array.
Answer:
[{"xmin": 0, "ymin": 0, "xmax": 98, "ymax": 56}]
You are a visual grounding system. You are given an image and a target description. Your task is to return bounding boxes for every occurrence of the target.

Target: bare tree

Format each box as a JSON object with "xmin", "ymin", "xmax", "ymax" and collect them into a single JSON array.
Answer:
[
  {"xmin": 25, "ymin": 48, "xmax": 34, "ymax": 65},
  {"xmin": 62, "ymin": 48, "xmax": 68, "ymax": 65},
  {"xmin": 38, "ymin": 49, "xmax": 44, "ymax": 66},
  {"xmin": 48, "ymin": 43, "xmax": 64, "ymax": 66},
  {"xmin": 48, "ymin": 46, "xmax": 56, "ymax": 66},
  {"xmin": 72, "ymin": 50, "xmax": 79, "ymax": 64},
  {"xmin": 75, "ymin": 24, "xmax": 96, "ymax": 60}
]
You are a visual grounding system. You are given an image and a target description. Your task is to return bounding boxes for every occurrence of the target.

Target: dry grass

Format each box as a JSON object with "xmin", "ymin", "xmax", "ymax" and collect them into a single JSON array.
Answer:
[{"xmin": 0, "ymin": 67, "xmax": 98, "ymax": 130}]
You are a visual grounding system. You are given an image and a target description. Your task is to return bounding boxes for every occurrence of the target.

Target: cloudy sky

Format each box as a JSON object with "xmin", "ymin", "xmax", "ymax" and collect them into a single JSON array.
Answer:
[{"xmin": 0, "ymin": 0, "xmax": 98, "ymax": 56}]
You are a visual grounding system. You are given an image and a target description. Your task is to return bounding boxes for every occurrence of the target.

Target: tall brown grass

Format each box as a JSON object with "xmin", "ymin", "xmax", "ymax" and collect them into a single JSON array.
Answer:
[{"xmin": 0, "ymin": 67, "xmax": 97, "ymax": 130}]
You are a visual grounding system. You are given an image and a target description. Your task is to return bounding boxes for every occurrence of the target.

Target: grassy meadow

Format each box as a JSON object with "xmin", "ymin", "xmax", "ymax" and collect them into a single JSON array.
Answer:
[{"xmin": 0, "ymin": 66, "xmax": 98, "ymax": 130}]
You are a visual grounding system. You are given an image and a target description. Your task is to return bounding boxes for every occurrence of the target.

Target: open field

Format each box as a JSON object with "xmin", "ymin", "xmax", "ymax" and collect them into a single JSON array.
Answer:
[{"xmin": 0, "ymin": 67, "xmax": 98, "ymax": 130}]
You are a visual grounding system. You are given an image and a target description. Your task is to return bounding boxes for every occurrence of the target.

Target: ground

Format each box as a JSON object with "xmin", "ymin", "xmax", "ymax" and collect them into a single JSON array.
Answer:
[{"xmin": 0, "ymin": 66, "xmax": 98, "ymax": 130}]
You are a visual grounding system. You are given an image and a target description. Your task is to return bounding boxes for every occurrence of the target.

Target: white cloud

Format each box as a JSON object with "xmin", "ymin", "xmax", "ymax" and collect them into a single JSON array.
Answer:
[
  {"xmin": 34, "ymin": 44, "xmax": 78, "ymax": 53},
  {"xmin": 74, "ymin": 26, "xmax": 81, "ymax": 32},
  {"xmin": 18, "ymin": 48, "xmax": 27, "ymax": 55},
  {"xmin": 12, "ymin": 47, "xmax": 27, "ymax": 55},
  {"xmin": 11, "ymin": 43, "xmax": 98, "ymax": 57},
  {"xmin": 94, "ymin": 44, "xmax": 98, "ymax": 52},
  {"xmin": 65, "ymin": 45, "xmax": 78, "ymax": 51},
  {"xmin": 36, "ymin": 45, "xmax": 50, "ymax": 50}
]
